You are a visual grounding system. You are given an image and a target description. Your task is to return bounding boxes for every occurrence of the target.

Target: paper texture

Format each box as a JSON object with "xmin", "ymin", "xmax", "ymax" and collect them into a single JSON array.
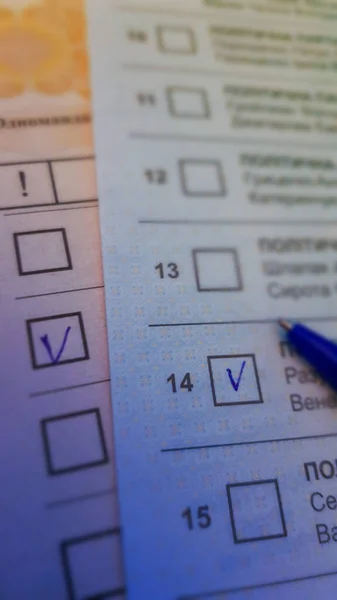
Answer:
[
  {"xmin": 87, "ymin": 1, "xmax": 337, "ymax": 598},
  {"xmin": 0, "ymin": 1, "xmax": 123, "ymax": 598}
]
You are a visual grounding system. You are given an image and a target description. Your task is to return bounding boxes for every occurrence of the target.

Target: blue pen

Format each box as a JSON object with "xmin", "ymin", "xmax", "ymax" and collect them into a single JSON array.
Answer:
[{"xmin": 279, "ymin": 319, "xmax": 337, "ymax": 392}]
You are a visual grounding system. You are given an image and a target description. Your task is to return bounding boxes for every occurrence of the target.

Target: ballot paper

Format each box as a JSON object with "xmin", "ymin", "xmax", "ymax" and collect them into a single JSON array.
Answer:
[
  {"xmin": 87, "ymin": 1, "xmax": 337, "ymax": 598},
  {"xmin": 0, "ymin": 1, "xmax": 124, "ymax": 598}
]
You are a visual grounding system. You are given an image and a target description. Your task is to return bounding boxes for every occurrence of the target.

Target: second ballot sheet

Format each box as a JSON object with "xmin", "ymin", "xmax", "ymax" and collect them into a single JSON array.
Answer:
[{"xmin": 87, "ymin": 1, "xmax": 337, "ymax": 598}]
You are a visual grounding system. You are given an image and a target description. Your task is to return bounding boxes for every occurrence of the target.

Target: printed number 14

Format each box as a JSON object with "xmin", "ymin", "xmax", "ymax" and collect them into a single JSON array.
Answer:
[{"xmin": 167, "ymin": 373, "xmax": 193, "ymax": 393}]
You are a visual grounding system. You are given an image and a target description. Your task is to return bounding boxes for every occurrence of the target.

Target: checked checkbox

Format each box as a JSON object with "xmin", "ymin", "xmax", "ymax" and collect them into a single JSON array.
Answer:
[
  {"xmin": 207, "ymin": 354, "xmax": 263, "ymax": 407},
  {"xmin": 26, "ymin": 312, "xmax": 89, "ymax": 369}
]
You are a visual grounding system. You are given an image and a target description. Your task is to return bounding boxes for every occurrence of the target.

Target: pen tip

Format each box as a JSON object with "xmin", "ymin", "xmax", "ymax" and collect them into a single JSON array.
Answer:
[{"xmin": 278, "ymin": 319, "xmax": 292, "ymax": 332}]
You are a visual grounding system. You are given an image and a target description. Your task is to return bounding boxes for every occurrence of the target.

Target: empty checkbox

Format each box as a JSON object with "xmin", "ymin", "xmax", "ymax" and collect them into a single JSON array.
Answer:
[
  {"xmin": 227, "ymin": 479, "xmax": 287, "ymax": 544},
  {"xmin": 0, "ymin": 162, "xmax": 55, "ymax": 210},
  {"xmin": 41, "ymin": 409, "xmax": 108, "ymax": 475},
  {"xmin": 179, "ymin": 159, "xmax": 226, "ymax": 197},
  {"xmin": 51, "ymin": 158, "xmax": 97, "ymax": 203},
  {"xmin": 207, "ymin": 354, "xmax": 263, "ymax": 407},
  {"xmin": 192, "ymin": 248, "xmax": 242, "ymax": 292},
  {"xmin": 13, "ymin": 228, "xmax": 72, "ymax": 276},
  {"xmin": 61, "ymin": 529, "xmax": 124, "ymax": 600},
  {"xmin": 167, "ymin": 87, "xmax": 210, "ymax": 119},
  {"xmin": 26, "ymin": 312, "xmax": 89, "ymax": 369},
  {"xmin": 157, "ymin": 26, "xmax": 197, "ymax": 54}
]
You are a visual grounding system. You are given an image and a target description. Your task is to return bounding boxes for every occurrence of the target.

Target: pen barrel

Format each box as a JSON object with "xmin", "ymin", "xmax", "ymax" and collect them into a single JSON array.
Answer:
[{"xmin": 289, "ymin": 324, "xmax": 337, "ymax": 392}]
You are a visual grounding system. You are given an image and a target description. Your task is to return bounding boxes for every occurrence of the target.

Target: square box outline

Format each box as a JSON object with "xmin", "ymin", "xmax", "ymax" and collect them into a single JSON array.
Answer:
[
  {"xmin": 157, "ymin": 25, "xmax": 197, "ymax": 55},
  {"xmin": 207, "ymin": 353, "xmax": 263, "ymax": 407},
  {"xmin": 179, "ymin": 159, "xmax": 226, "ymax": 197},
  {"xmin": 51, "ymin": 157, "xmax": 98, "ymax": 204},
  {"xmin": 166, "ymin": 86, "xmax": 211, "ymax": 119},
  {"xmin": 226, "ymin": 479, "xmax": 287, "ymax": 544},
  {"xmin": 40, "ymin": 408, "xmax": 109, "ymax": 476},
  {"xmin": 13, "ymin": 228, "xmax": 73, "ymax": 276},
  {"xmin": 60, "ymin": 528, "xmax": 125, "ymax": 600},
  {"xmin": 192, "ymin": 248, "xmax": 243, "ymax": 292},
  {"xmin": 26, "ymin": 311, "xmax": 90, "ymax": 370}
]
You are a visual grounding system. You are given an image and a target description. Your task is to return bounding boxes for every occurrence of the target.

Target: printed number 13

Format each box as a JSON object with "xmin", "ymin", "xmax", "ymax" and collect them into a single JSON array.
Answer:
[{"xmin": 155, "ymin": 262, "xmax": 179, "ymax": 279}]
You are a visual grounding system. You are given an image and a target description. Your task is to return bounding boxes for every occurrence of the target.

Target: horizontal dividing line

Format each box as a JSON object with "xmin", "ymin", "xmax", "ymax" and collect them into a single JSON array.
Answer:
[
  {"xmin": 123, "ymin": 63, "xmax": 228, "ymax": 76},
  {"xmin": 49, "ymin": 155, "xmax": 95, "ymax": 164},
  {"xmin": 149, "ymin": 316, "xmax": 337, "ymax": 328},
  {"xmin": 30, "ymin": 378, "xmax": 111, "ymax": 398},
  {"xmin": 130, "ymin": 132, "xmax": 337, "ymax": 150},
  {"xmin": 4, "ymin": 203, "xmax": 98, "ymax": 217},
  {"xmin": 2, "ymin": 202, "xmax": 59, "ymax": 211},
  {"xmin": 16, "ymin": 285, "xmax": 104, "ymax": 300},
  {"xmin": 119, "ymin": 4, "xmax": 323, "ymax": 23},
  {"xmin": 46, "ymin": 487, "xmax": 117, "ymax": 509},
  {"xmin": 119, "ymin": 5, "xmax": 226, "ymax": 16},
  {"xmin": 138, "ymin": 218, "xmax": 337, "ymax": 227},
  {"xmin": 123, "ymin": 63, "xmax": 272, "ymax": 80},
  {"xmin": 178, "ymin": 568, "xmax": 337, "ymax": 599},
  {"xmin": 162, "ymin": 431, "xmax": 337, "ymax": 454},
  {"xmin": 0, "ymin": 155, "xmax": 94, "ymax": 167},
  {"xmin": 122, "ymin": 62, "xmax": 334, "ymax": 85}
]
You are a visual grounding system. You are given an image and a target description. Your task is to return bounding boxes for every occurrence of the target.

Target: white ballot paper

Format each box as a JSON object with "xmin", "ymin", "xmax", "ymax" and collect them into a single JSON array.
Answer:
[
  {"xmin": 0, "ymin": 2, "xmax": 124, "ymax": 597},
  {"xmin": 87, "ymin": 1, "xmax": 337, "ymax": 598}
]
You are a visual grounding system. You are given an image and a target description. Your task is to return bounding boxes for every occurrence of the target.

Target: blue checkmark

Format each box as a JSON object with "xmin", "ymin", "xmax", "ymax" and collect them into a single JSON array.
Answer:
[
  {"xmin": 40, "ymin": 326, "xmax": 71, "ymax": 364},
  {"xmin": 226, "ymin": 361, "xmax": 246, "ymax": 392}
]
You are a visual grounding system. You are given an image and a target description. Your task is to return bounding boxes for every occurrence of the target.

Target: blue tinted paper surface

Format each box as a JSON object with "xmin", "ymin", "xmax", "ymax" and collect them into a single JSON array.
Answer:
[{"xmin": 87, "ymin": 1, "xmax": 337, "ymax": 597}]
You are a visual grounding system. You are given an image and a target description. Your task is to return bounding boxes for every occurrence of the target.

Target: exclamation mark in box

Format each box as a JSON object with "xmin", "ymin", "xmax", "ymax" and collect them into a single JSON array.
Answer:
[
  {"xmin": 0, "ymin": 163, "xmax": 55, "ymax": 210},
  {"xmin": 19, "ymin": 170, "xmax": 28, "ymax": 197}
]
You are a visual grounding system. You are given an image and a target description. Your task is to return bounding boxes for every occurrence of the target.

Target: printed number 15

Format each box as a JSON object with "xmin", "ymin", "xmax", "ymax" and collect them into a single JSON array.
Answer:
[{"xmin": 182, "ymin": 506, "xmax": 212, "ymax": 531}]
